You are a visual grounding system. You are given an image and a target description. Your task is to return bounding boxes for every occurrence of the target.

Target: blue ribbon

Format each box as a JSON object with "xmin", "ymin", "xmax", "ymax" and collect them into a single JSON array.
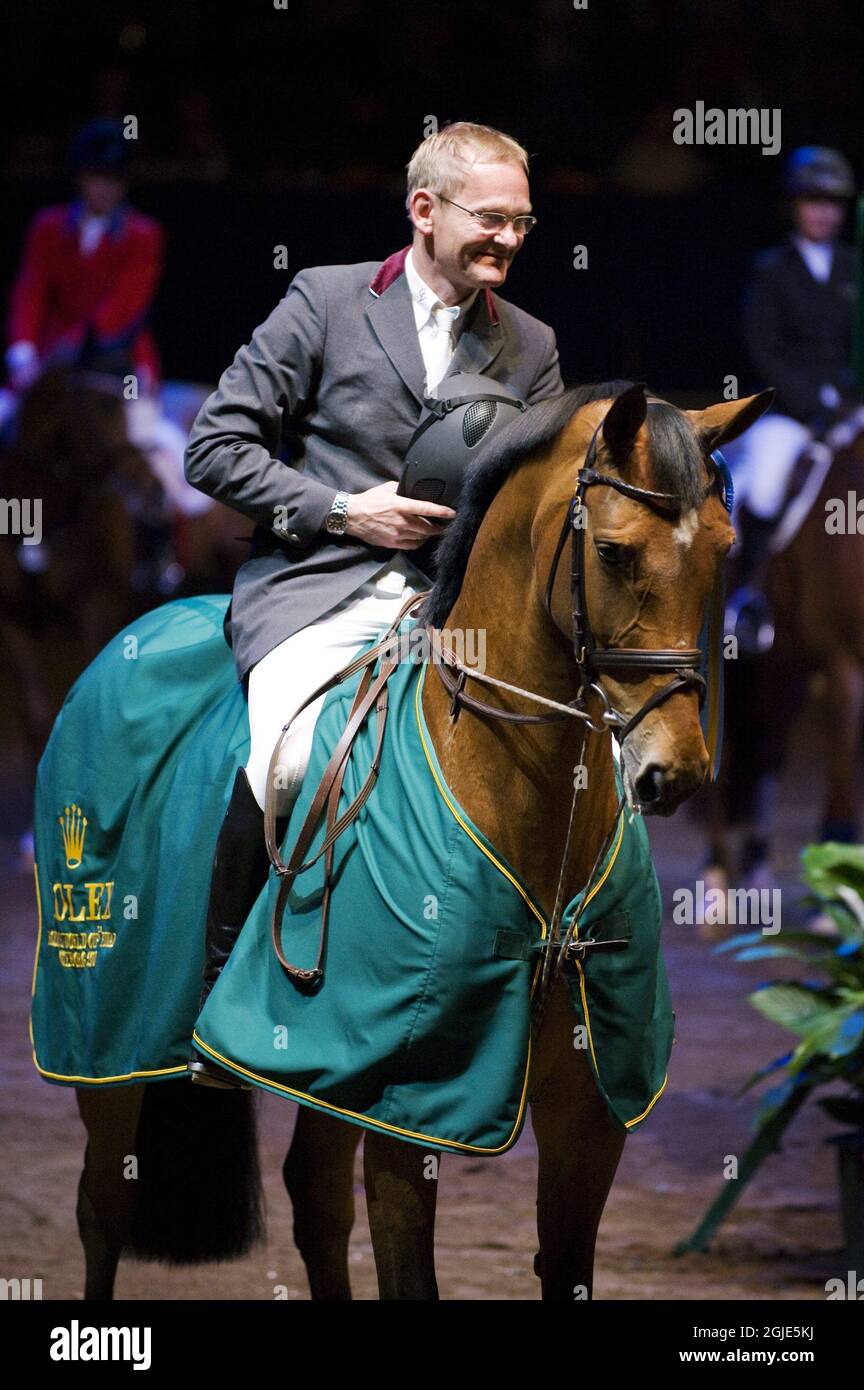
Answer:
[{"xmin": 699, "ymin": 449, "xmax": 733, "ymax": 780}]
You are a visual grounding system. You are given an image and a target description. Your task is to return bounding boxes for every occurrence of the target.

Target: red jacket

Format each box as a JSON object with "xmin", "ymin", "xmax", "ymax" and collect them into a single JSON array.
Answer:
[{"xmin": 7, "ymin": 201, "xmax": 165, "ymax": 387}]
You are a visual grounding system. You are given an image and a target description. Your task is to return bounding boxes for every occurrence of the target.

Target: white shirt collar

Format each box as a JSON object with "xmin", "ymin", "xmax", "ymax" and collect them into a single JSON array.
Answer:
[
  {"xmin": 793, "ymin": 235, "xmax": 834, "ymax": 283},
  {"xmin": 79, "ymin": 213, "xmax": 110, "ymax": 256},
  {"xmin": 404, "ymin": 248, "xmax": 478, "ymax": 330}
]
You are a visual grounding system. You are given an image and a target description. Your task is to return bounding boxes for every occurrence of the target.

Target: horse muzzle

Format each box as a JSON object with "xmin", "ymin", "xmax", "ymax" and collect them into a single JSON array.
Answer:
[{"xmin": 626, "ymin": 748, "xmax": 709, "ymax": 817}]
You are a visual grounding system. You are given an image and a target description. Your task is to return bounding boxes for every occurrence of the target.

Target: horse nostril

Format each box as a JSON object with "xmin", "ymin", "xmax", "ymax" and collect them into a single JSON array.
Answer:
[{"xmin": 635, "ymin": 764, "xmax": 669, "ymax": 804}]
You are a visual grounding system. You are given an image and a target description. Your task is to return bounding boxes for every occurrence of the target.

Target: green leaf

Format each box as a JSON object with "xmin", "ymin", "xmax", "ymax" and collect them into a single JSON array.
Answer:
[
  {"xmin": 825, "ymin": 1009, "xmax": 864, "ymax": 1059},
  {"xmin": 782, "ymin": 1005, "xmax": 864, "ymax": 1076},
  {"xmin": 748, "ymin": 984, "xmax": 836, "ymax": 1034},
  {"xmin": 732, "ymin": 945, "xmax": 820, "ymax": 964},
  {"xmin": 734, "ymin": 1052, "xmax": 795, "ymax": 1097},
  {"xmin": 675, "ymin": 1084, "xmax": 812, "ymax": 1253},
  {"xmin": 713, "ymin": 931, "xmax": 768, "ymax": 954},
  {"xmin": 753, "ymin": 1074, "xmax": 802, "ymax": 1126},
  {"xmin": 802, "ymin": 843, "xmax": 864, "ymax": 899}
]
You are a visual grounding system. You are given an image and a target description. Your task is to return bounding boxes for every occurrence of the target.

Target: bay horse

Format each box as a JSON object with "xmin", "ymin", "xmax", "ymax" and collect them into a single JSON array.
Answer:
[
  {"xmin": 1, "ymin": 369, "xmax": 247, "ymax": 836},
  {"xmin": 705, "ymin": 422, "xmax": 864, "ymax": 888},
  {"xmin": 70, "ymin": 380, "xmax": 770, "ymax": 1300},
  {"xmin": 0, "ymin": 368, "xmax": 154, "ymax": 778}
]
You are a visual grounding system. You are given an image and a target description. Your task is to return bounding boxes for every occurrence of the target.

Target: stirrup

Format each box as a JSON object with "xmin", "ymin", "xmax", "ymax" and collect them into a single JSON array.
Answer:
[
  {"xmin": 187, "ymin": 1050, "xmax": 252, "ymax": 1091},
  {"xmin": 725, "ymin": 585, "xmax": 775, "ymax": 657}
]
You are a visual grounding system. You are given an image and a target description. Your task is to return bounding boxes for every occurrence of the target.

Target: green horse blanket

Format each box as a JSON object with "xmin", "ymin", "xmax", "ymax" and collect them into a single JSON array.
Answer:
[{"xmin": 31, "ymin": 596, "xmax": 674, "ymax": 1154}]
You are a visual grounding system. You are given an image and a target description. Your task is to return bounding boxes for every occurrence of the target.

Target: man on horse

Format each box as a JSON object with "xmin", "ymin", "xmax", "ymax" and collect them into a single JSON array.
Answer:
[
  {"xmin": 5, "ymin": 118, "xmax": 164, "ymax": 400},
  {"xmin": 2, "ymin": 118, "xmax": 208, "ymax": 531},
  {"xmin": 726, "ymin": 144, "xmax": 860, "ymax": 642},
  {"xmin": 183, "ymin": 120, "xmax": 564, "ymax": 1086}
]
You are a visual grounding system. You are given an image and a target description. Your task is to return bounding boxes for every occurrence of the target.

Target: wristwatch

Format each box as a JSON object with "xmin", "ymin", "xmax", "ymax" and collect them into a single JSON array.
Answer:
[{"xmin": 324, "ymin": 490, "xmax": 351, "ymax": 536}]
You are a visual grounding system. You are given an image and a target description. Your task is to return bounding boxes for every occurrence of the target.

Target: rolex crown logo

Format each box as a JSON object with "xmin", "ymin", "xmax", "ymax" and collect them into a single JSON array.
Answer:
[{"xmin": 59, "ymin": 803, "xmax": 87, "ymax": 869}]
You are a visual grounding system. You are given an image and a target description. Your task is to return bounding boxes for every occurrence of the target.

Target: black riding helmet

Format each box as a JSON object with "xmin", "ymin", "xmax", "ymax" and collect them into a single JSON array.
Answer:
[
  {"xmin": 68, "ymin": 118, "xmax": 130, "ymax": 177},
  {"xmin": 398, "ymin": 372, "xmax": 528, "ymax": 508},
  {"xmin": 784, "ymin": 146, "xmax": 856, "ymax": 200}
]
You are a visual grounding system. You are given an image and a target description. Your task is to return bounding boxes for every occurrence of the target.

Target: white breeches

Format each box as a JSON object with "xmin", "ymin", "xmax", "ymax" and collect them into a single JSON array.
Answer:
[
  {"xmin": 244, "ymin": 553, "xmax": 427, "ymax": 816},
  {"xmin": 721, "ymin": 413, "xmax": 812, "ymax": 520}
]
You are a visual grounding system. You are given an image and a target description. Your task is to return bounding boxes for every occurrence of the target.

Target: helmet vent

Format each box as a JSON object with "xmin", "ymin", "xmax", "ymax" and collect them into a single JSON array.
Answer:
[{"xmin": 462, "ymin": 399, "xmax": 498, "ymax": 447}]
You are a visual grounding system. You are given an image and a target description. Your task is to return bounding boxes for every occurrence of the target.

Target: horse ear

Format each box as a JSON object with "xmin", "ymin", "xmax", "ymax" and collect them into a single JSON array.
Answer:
[
  {"xmin": 688, "ymin": 388, "xmax": 775, "ymax": 451},
  {"xmin": 601, "ymin": 382, "xmax": 648, "ymax": 455}
]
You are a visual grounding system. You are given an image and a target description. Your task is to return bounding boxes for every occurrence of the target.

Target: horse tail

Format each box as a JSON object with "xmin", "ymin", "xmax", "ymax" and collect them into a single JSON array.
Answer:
[{"xmin": 125, "ymin": 1078, "xmax": 266, "ymax": 1265}]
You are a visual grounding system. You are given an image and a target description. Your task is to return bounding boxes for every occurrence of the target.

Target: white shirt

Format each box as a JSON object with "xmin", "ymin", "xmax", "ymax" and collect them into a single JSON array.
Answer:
[
  {"xmin": 79, "ymin": 213, "xmax": 110, "ymax": 256},
  {"xmin": 371, "ymin": 250, "xmax": 479, "ymax": 599},
  {"xmin": 404, "ymin": 247, "xmax": 478, "ymax": 393},
  {"xmin": 793, "ymin": 236, "xmax": 833, "ymax": 284}
]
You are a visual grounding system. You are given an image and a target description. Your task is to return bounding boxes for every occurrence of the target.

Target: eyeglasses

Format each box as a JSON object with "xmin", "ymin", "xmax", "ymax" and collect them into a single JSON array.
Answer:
[{"xmin": 434, "ymin": 194, "xmax": 538, "ymax": 236}]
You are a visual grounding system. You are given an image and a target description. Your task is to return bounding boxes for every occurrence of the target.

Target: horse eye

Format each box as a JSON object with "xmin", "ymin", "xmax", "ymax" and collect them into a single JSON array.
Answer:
[{"xmin": 595, "ymin": 541, "xmax": 631, "ymax": 568}]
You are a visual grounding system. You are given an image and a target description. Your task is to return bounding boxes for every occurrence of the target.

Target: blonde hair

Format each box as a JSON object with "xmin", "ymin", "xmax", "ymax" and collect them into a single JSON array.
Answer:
[{"xmin": 405, "ymin": 121, "xmax": 530, "ymax": 213}]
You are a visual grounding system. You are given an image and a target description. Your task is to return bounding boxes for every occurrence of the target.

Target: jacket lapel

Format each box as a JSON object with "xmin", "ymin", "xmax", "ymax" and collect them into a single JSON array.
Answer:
[
  {"xmin": 366, "ymin": 266, "xmax": 428, "ymax": 408},
  {"xmin": 366, "ymin": 246, "xmax": 506, "ymax": 407},
  {"xmin": 441, "ymin": 288, "xmax": 505, "ymax": 383}
]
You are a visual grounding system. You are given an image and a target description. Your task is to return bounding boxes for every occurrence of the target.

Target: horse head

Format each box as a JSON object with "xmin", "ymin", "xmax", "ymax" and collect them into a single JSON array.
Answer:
[{"xmin": 539, "ymin": 383, "xmax": 774, "ymax": 813}]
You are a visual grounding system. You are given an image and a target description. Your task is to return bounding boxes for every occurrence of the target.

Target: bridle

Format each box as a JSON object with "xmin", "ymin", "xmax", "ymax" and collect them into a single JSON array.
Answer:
[
  {"xmin": 433, "ymin": 400, "xmax": 731, "ymax": 744},
  {"xmin": 540, "ymin": 410, "xmax": 725, "ymax": 739}
]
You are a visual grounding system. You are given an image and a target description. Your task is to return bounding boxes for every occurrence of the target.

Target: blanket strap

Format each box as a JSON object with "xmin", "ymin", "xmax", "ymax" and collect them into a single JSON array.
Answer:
[
  {"xmin": 264, "ymin": 588, "xmax": 429, "ymax": 988},
  {"xmin": 495, "ymin": 912, "xmax": 633, "ymax": 962}
]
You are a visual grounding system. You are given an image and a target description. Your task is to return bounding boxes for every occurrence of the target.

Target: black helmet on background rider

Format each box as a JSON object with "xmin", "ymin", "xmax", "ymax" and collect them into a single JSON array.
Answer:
[
  {"xmin": 398, "ymin": 373, "xmax": 527, "ymax": 509},
  {"xmin": 68, "ymin": 118, "xmax": 131, "ymax": 177},
  {"xmin": 784, "ymin": 146, "xmax": 856, "ymax": 200}
]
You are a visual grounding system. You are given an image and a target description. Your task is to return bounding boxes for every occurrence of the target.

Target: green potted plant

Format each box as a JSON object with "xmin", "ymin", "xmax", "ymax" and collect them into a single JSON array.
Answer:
[{"xmin": 676, "ymin": 842, "xmax": 864, "ymax": 1265}]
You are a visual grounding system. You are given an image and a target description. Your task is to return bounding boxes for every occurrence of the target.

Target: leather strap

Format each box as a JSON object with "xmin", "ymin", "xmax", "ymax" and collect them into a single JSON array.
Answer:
[
  {"xmin": 265, "ymin": 588, "xmax": 428, "ymax": 987},
  {"xmin": 615, "ymin": 670, "xmax": 706, "ymax": 741},
  {"xmin": 263, "ymin": 589, "xmax": 427, "ymax": 865},
  {"xmin": 428, "ymin": 626, "xmax": 582, "ymax": 726}
]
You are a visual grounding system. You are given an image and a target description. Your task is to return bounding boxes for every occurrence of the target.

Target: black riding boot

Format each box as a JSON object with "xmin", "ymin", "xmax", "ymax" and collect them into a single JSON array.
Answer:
[
  {"xmin": 188, "ymin": 766, "xmax": 287, "ymax": 1089},
  {"xmin": 727, "ymin": 507, "xmax": 777, "ymax": 657},
  {"xmin": 734, "ymin": 506, "xmax": 777, "ymax": 589}
]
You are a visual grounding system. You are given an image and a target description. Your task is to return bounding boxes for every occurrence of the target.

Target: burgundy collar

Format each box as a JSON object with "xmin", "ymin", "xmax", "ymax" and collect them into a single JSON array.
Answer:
[{"xmin": 368, "ymin": 245, "xmax": 500, "ymax": 326}]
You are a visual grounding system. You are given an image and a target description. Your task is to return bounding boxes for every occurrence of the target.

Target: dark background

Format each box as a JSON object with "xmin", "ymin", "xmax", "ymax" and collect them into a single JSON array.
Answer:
[
  {"xmin": 1, "ymin": 5, "xmax": 862, "ymax": 1307},
  {"xmin": 3, "ymin": 0, "xmax": 863, "ymax": 393}
]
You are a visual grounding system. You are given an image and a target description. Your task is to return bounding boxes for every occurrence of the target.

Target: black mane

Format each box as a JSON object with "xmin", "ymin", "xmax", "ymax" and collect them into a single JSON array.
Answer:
[{"xmin": 417, "ymin": 381, "xmax": 706, "ymax": 628}]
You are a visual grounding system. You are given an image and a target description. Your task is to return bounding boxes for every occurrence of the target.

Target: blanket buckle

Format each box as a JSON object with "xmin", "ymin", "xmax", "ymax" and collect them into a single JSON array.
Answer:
[{"xmin": 563, "ymin": 936, "xmax": 630, "ymax": 961}]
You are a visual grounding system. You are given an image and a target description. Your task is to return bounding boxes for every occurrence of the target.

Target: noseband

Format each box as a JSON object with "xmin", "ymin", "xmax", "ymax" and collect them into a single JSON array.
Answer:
[
  {"xmin": 434, "ymin": 398, "xmax": 729, "ymax": 744},
  {"xmin": 540, "ymin": 408, "xmax": 727, "ymax": 740}
]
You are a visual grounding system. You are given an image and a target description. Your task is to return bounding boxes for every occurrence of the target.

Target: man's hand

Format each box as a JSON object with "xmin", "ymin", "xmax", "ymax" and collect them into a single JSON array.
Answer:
[
  {"xmin": 345, "ymin": 481, "xmax": 455, "ymax": 548},
  {"xmin": 6, "ymin": 341, "xmax": 40, "ymax": 393}
]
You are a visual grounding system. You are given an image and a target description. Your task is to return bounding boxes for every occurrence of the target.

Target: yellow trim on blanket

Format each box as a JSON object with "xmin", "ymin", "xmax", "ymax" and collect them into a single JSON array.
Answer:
[
  {"xmin": 623, "ymin": 1071, "xmax": 668, "ymax": 1126},
  {"xmin": 31, "ymin": 658, "xmax": 667, "ymax": 1128},
  {"xmin": 413, "ymin": 666, "xmax": 548, "ymax": 936},
  {"xmin": 32, "ymin": 1060, "xmax": 189, "ymax": 1085},
  {"xmin": 414, "ymin": 663, "xmax": 667, "ymax": 1132},
  {"xmin": 191, "ymin": 1030, "xmax": 534, "ymax": 1156},
  {"xmin": 190, "ymin": 660, "xmax": 551, "ymax": 1154},
  {"xmin": 30, "ymin": 858, "xmax": 189, "ymax": 1086},
  {"xmin": 29, "ymin": 861, "xmax": 42, "ymax": 1051}
]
